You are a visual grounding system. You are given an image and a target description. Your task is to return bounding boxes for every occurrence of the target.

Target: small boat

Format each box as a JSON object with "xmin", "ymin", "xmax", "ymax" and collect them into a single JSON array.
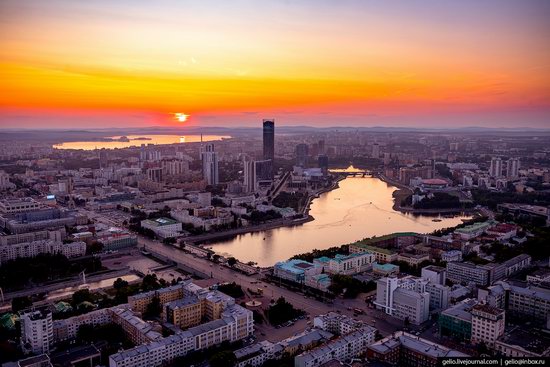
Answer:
[{"xmin": 432, "ymin": 219, "xmax": 442, "ymax": 222}]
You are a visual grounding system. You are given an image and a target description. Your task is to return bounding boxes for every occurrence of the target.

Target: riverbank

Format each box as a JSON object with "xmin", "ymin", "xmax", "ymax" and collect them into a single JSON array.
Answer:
[{"xmin": 378, "ymin": 174, "xmax": 475, "ymax": 215}]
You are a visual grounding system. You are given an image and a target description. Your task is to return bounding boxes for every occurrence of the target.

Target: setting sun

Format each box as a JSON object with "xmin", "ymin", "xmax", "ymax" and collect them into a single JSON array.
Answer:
[{"xmin": 174, "ymin": 113, "xmax": 189, "ymax": 122}]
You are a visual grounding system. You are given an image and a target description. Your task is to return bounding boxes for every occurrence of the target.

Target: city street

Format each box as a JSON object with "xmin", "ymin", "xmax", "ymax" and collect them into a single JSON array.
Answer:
[{"xmin": 140, "ymin": 235, "xmax": 403, "ymax": 337}]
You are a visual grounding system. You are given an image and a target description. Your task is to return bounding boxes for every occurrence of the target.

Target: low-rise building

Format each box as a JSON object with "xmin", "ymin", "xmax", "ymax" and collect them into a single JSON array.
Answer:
[
  {"xmin": 495, "ymin": 327, "xmax": 550, "ymax": 358},
  {"xmin": 471, "ymin": 304, "xmax": 505, "ymax": 348},
  {"xmin": 294, "ymin": 326, "xmax": 376, "ymax": 367},
  {"xmin": 441, "ymin": 250, "xmax": 463, "ymax": 263},
  {"xmin": 438, "ymin": 298, "xmax": 477, "ymax": 341},
  {"xmin": 140, "ymin": 217, "xmax": 182, "ymax": 238},
  {"xmin": 367, "ymin": 331, "xmax": 469, "ymax": 366},
  {"xmin": 313, "ymin": 252, "xmax": 375, "ymax": 275},
  {"xmin": 397, "ymin": 252, "xmax": 430, "ymax": 267}
]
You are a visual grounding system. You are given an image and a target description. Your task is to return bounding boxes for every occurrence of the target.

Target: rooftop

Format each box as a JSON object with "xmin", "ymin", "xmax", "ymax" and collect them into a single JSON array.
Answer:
[{"xmin": 497, "ymin": 327, "xmax": 550, "ymax": 355}]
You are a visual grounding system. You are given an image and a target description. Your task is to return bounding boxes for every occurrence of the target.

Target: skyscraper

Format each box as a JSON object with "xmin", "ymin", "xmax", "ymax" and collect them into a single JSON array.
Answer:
[
  {"xmin": 295, "ymin": 143, "xmax": 309, "ymax": 167},
  {"xmin": 318, "ymin": 154, "xmax": 329, "ymax": 176},
  {"xmin": 262, "ymin": 119, "xmax": 275, "ymax": 178},
  {"xmin": 201, "ymin": 143, "xmax": 219, "ymax": 185}
]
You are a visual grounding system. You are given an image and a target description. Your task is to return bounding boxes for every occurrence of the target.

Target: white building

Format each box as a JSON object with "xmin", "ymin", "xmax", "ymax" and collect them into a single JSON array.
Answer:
[
  {"xmin": 471, "ymin": 304, "xmax": 505, "ymax": 348},
  {"xmin": 506, "ymin": 158, "xmax": 520, "ymax": 179},
  {"xmin": 421, "ymin": 265, "xmax": 446, "ymax": 285},
  {"xmin": 0, "ymin": 240, "xmax": 86, "ymax": 265},
  {"xmin": 201, "ymin": 143, "xmax": 219, "ymax": 185},
  {"xmin": 374, "ymin": 276, "xmax": 430, "ymax": 325},
  {"xmin": 140, "ymin": 217, "xmax": 182, "ymax": 238},
  {"xmin": 20, "ymin": 309, "xmax": 54, "ymax": 355},
  {"xmin": 489, "ymin": 157, "xmax": 503, "ymax": 178},
  {"xmin": 294, "ymin": 326, "xmax": 376, "ymax": 367},
  {"xmin": 234, "ymin": 341, "xmax": 280, "ymax": 367},
  {"xmin": 313, "ymin": 252, "xmax": 375, "ymax": 275}
]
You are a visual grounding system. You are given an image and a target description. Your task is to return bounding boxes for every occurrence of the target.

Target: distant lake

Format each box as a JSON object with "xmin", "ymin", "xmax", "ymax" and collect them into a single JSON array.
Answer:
[{"xmin": 53, "ymin": 134, "xmax": 230, "ymax": 150}]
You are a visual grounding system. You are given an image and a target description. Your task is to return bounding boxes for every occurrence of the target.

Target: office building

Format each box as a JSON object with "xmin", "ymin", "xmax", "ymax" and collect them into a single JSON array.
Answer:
[
  {"xmin": 243, "ymin": 157, "xmax": 256, "ymax": 192},
  {"xmin": 201, "ymin": 143, "xmax": 219, "ymax": 185},
  {"xmin": 262, "ymin": 119, "xmax": 275, "ymax": 179},
  {"xmin": 478, "ymin": 281, "xmax": 550, "ymax": 321},
  {"xmin": 374, "ymin": 277, "xmax": 430, "ymax": 325},
  {"xmin": 296, "ymin": 143, "xmax": 309, "ymax": 167},
  {"xmin": 421, "ymin": 265, "xmax": 446, "ymax": 285},
  {"xmin": 372, "ymin": 143, "xmax": 380, "ymax": 158},
  {"xmin": 313, "ymin": 252, "xmax": 375, "ymax": 275},
  {"xmin": 471, "ymin": 304, "xmax": 505, "ymax": 348},
  {"xmin": 140, "ymin": 217, "xmax": 182, "ymax": 239},
  {"xmin": 0, "ymin": 198, "xmax": 41, "ymax": 214},
  {"xmin": 164, "ymin": 296, "xmax": 202, "ymax": 329},
  {"xmin": 20, "ymin": 309, "xmax": 54, "ymax": 355},
  {"xmin": 438, "ymin": 298, "xmax": 477, "ymax": 341}
]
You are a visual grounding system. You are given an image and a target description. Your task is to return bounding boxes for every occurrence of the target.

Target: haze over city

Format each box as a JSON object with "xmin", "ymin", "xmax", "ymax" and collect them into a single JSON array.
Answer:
[{"xmin": 1, "ymin": 0, "xmax": 550, "ymax": 129}]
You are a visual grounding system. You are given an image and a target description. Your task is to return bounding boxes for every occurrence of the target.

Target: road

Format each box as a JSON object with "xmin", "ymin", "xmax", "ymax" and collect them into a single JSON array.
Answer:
[{"xmin": 140, "ymin": 235, "xmax": 402, "ymax": 336}]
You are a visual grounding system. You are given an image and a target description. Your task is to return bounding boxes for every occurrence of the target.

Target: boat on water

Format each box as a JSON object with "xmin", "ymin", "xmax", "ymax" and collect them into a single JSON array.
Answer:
[{"xmin": 432, "ymin": 219, "xmax": 442, "ymax": 222}]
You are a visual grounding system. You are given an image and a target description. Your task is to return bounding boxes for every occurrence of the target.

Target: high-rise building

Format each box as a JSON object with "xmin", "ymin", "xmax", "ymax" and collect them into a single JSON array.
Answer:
[
  {"xmin": 318, "ymin": 139, "xmax": 325, "ymax": 155},
  {"xmin": 295, "ymin": 143, "xmax": 309, "ymax": 167},
  {"xmin": 372, "ymin": 143, "xmax": 380, "ymax": 158},
  {"xmin": 262, "ymin": 119, "xmax": 275, "ymax": 179},
  {"xmin": 20, "ymin": 308, "xmax": 54, "ymax": 354},
  {"xmin": 318, "ymin": 154, "xmax": 329, "ymax": 176},
  {"xmin": 506, "ymin": 158, "xmax": 520, "ymax": 178},
  {"xmin": 489, "ymin": 157, "xmax": 503, "ymax": 178},
  {"xmin": 243, "ymin": 158, "xmax": 256, "ymax": 193},
  {"xmin": 201, "ymin": 143, "xmax": 219, "ymax": 185}
]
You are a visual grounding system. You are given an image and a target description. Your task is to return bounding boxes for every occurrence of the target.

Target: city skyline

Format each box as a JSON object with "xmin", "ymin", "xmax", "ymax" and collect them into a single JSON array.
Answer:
[{"xmin": 1, "ymin": 0, "xmax": 549, "ymax": 129}]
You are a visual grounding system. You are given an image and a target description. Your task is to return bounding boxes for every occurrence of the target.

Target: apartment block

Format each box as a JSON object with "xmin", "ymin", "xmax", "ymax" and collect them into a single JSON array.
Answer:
[
  {"xmin": 294, "ymin": 326, "xmax": 376, "ymax": 367},
  {"xmin": 20, "ymin": 309, "xmax": 54, "ymax": 355}
]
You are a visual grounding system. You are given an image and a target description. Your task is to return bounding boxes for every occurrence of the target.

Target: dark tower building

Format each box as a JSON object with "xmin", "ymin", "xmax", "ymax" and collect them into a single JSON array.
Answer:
[
  {"xmin": 295, "ymin": 143, "xmax": 309, "ymax": 167},
  {"xmin": 318, "ymin": 154, "xmax": 329, "ymax": 176},
  {"xmin": 262, "ymin": 119, "xmax": 275, "ymax": 178}
]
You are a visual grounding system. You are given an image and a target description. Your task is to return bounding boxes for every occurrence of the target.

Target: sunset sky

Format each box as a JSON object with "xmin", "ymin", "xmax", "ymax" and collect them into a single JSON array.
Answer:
[{"xmin": 1, "ymin": 0, "xmax": 549, "ymax": 129}]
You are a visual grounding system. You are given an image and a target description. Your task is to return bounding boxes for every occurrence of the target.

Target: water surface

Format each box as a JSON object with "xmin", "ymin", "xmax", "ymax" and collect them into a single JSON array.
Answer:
[
  {"xmin": 208, "ymin": 177, "xmax": 469, "ymax": 266},
  {"xmin": 53, "ymin": 134, "xmax": 229, "ymax": 150}
]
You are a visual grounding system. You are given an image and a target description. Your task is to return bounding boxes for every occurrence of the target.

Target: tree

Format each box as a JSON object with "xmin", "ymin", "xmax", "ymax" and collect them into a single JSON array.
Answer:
[
  {"xmin": 71, "ymin": 289, "xmax": 94, "ymax": 307},
  {"xmin": 144, "ymin": 296, "xmax": 162, "ymax": 319},
  {"xmin": 141, "ymin": 274, "xmax": 161, "ymax": 291},
  {"xmin": 209, "ymin": 350, "xmax": 236, "ymax": 367},
  {"xmin": 113, "ymin": 278, "xmax": 129, "ymax": 290},
  {"xmin": 227, "ymin": 257, "xmax": 237, "ymax": 267}
]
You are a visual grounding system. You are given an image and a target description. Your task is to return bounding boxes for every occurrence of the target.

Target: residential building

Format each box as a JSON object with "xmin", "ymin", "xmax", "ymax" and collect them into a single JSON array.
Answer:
[
  {"xmin": 201, "ymin": 143, "xmax": 219, "ymax": 185},
  {"xmin": 163, "ymin": 296, "xmax": 202, "ymax": 329},
  {"xmin": 489, "ymin": 157, "xmax": 503, "ymax": 178},
  {"xmin": 397, "ymin": 252, "xmax": 430, "ymax": 267},
  {"xmin": 506, "ymin": 158, "xmax": 520, "ymax": 179},
  {"xmin": 129, "ymin": 284, "xmax": 184, "ymax": 314},
  {"xmin": 294, "ymin": 326, "xmax": 376, "ymax": 367},
  {"xmin": 20, "ymin": 309, "xmax": 53, "ymax": 355},
  {"xmin": 234, "ymin": 341, "xmax": 281, "ymax": 367},
  {"xmin": 367, "ymin": 331, "xmax": 469, "ymax": 366},
  {"xmin": 0, "ymin": 240, "xmax": 86, "ymax": 265}
]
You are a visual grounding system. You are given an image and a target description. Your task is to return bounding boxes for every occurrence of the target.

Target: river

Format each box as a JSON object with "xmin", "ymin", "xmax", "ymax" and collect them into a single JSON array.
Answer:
[{"xmin": 207, "ymin": 176, "xmax": 470, "ymax": 266}]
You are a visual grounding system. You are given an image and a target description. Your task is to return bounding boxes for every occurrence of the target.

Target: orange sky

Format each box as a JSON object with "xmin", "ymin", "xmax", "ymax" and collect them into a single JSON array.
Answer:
[{"xmin": 1, "ymin": 0, "xmax": 549, "ymax": 128}]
